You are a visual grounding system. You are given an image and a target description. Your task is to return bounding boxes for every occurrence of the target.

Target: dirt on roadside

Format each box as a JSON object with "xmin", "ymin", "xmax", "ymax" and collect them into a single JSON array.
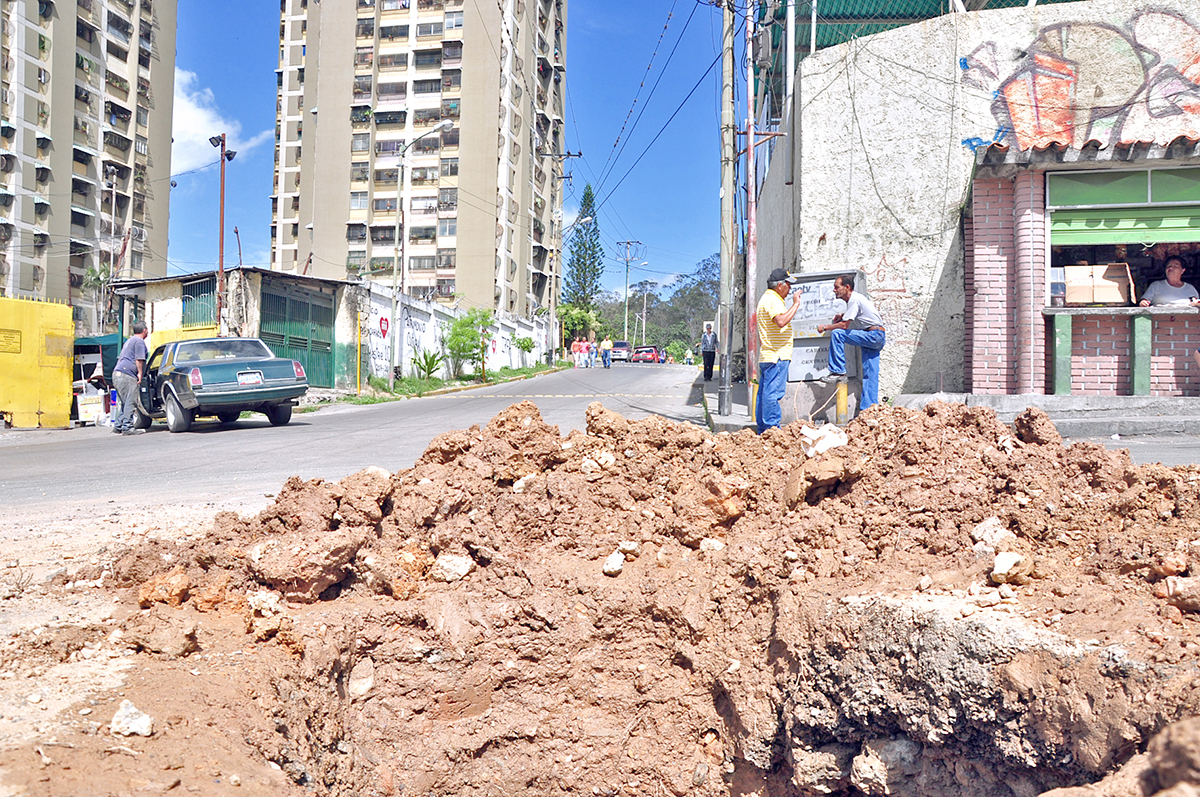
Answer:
[{"xmin": 2, "ymin": 400, "xmax": 1200, "ymax": 797}]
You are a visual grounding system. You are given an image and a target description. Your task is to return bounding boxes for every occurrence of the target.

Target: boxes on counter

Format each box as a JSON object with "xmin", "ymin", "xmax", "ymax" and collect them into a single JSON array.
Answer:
[{"xmin": 1063, "ymin": 263, "xmax": 1134, "ymax": 306}]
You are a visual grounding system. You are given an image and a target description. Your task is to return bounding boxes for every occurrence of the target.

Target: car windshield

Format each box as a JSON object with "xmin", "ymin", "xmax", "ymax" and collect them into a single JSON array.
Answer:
[
  {"xmin": 634, "ymin": 347, "xmax": 655, "ymax": 354},
  {"xmin": 174, "ymin": 339, "xmax": 273, "ymax": 363},
  {"xmin": 614, "ymin": 341, "xmax": 630, "ymax": 348}
]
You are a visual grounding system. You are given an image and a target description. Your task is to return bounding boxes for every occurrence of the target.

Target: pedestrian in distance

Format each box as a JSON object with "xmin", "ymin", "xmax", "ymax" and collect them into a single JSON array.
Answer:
[
  {"xmin": 111, "ymin": 321, "xmax": 150, "ymax": 436},
  {"xmin": 700, "ymin": 322, "xmax": 718, "ymax": 381},
  {"xmin": 571, "ymin": 337, "xmax": 584, "ymax": 368},
  {"xmin": 817, "ymin": 274, "xmax": 887, "ymax": 411},
  {"xmin": 755, "ymin": 268, "xmax": 801, "ymax": 434},
  {"xmin": 588, "ymin": 339, "xmax": 598, "ymax": 368},
  {"xmin": 600, "ymin": 335, "xmax": 613, "ymax": 368}
]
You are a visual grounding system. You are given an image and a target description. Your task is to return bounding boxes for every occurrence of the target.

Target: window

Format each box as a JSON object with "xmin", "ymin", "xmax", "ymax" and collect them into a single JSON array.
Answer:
[
  {"xmin": 136, "ymin": 105, "xmax": 148, "ymax": 125},
  {"xmin": 377, "ymin": 82, "xmax": 406, "ymax": 98},
  {"xmin": 413, "ymin": 79, "xmax": 441, "ymax": 94},
  {"xmin": 371, "ymin": 225, "xmax": 396, "ymax": 242},
  {"xmin": 374, "ymin": 110, "xmax": 406, "ymax": 125},
  {"xmin": 416, "ymin": 22, "xmax": 443, "ymax": 38},
  {"xmin": 353, "ymin": 75, "xmax": 373, "ymax": 98},
  {"xmin": 355, "ymin": 47, "xmax": 374, "ymax": 66},
  {"xmin": 378, "ymin": 53, "xmax": 407, "ymax": 69},
  {"xmin": 374, "ymin": 168, "xmax": 399, "ymax": 184},
  {"xmin": 441, "ymin": 98, "xmax": 460, "ymax": 119},
  {"xmin": 412, "ymin": 136, "xmax": 440, "ymax": 154},
  {"xmin": 411, "ymin": 196, "xmax": 437, "ymax": 214},
  {"xmin": 442, "ymin": 127, "xmax": 459, "ymax": 147},
  {"xmin": 410, "ymin": 255, "xmax": 436, "ymax": 270},
  {"xmin": 442, "ymin": 70, "xmax": 461, "ymax": 90},
  {"xmin": 435, "ymin": 278, "xmax": 456, "ymax": 297},
  {"xmin": 440, "ymin": 157, "xmax": 458, "ymax": 176},
  {"xmin": 409, "ymin": 226, "xmax": 436, "ymax": 243},
  {"xmin": 414, "ymin": 108, "xmax": 442, "ymax": 126},
  {"xmin": 351, "ymin": 133, "xmax": 370, "ymax": 152},
  {"xmin": 373, "ymin": 197, "xmax": 397, "ymax": 212},
  {"xmin": 381, "ymin": 0, "xmax": 409, "ymax": 9},
  {"xmin": 437, "ymin": 248, "xmax": 456, "ymax": 268},
  {"xmin": 356, "ymin": 18, "xmax": 375, "ymax": 37},
  {"xmin": 445, "ymin": 10, "xmax": 463, "ymax": 29},
  {"xmin": 350, "ymin": 161, "xmax": 370, "ymax": 181},
  {"xmin": 347, "ymin": 250, "xmax": 367, "ymax": 268},
  {"xmin": 350, "ymin": 191, "xmax": 368, "ymax": 210},
  {"xmin": 347, "ymin": 224, "xmax": 367, "ymax": 241},
  {"xmin": 71, "ymin": 210, "xmax": 91, "ymax": 227},
  {"xmin": 412, "ymin": 166, "xmax": 439, "ymax": 184},
  {"xmin": 413, "ymin": 49, "xmax": 441, "ymax": 69},
  {"xmin": 181, "ymin": 277, "xmax": 216, "ymax": 329},
  {"xmin": 438, "ymin": 218, "xmax": 457, "ymax": 237},
  {"xmin": 379, "ymin": 25, "xmax": 407, "ymax": 39},
  {"xmin": 134, "ymin": 135, "xmax": 147, "ymax": 155},
  {"xmin": 438, "ymin": 188, "xmax": 457, "ymax": 211},
  {"xmin": 375, "ymin": 138, "xmax": 405, "ymax": 155},
  {"xmin": 351, "ymin": 106, "xmax": 373, "ymax": 123},
  {"xmin": 443, "ymin": 41, "xmax": 463, "ymax": 63}
]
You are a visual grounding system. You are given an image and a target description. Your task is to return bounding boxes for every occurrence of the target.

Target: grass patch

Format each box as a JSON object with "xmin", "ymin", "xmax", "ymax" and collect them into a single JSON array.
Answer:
[{"xmin": 338, "ymin": 362, "xmax": 562, "ymax": 405}]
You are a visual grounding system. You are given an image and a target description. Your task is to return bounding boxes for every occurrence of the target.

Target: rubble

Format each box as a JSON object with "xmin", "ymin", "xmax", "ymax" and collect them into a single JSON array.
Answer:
[{"xmin": 3, "ymin": 401, "xmax": 1200, "ymax": 797}]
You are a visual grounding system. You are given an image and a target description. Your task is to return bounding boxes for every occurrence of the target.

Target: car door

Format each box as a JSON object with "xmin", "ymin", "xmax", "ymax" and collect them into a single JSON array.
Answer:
[{"xmin": 138, "ymin": 344, "xmax": 168, "ymax": 415}]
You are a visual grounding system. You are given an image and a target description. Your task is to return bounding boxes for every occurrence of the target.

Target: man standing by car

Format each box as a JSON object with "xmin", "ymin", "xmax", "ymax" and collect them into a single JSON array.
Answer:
[
  {"xmin": 700, "ymin": 323, "xmax": 718, "ymax": 381},
  {"xmin": 817, "ymin": 274, "xmax": 887, "ymax": 411},
  {"xmin": 756, "ymin": 268, "xmax": 800, "ymax": 433},
  {"xmin": 111, "ymin": 321, "xmax": 149, "ymax": 436}
]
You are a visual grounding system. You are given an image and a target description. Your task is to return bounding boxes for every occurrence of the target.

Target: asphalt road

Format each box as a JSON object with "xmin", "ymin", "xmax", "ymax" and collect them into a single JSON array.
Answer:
[{"xmin": 0, "ymin": 362, "xmax": 706, "ymax": 512}]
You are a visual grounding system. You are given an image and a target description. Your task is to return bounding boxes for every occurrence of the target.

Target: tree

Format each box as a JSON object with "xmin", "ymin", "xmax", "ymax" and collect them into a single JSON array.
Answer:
[
  {"xmin": 82, "ymin": 263, "xmax": 111, "ymax": 332},
  {"xmin": 444, "ymin": 307, "xmax": 494, "ymax": 380},
  {"xmin": 558, "ymin": 304, "xmax": 600, "ymax": 346},
  {"xmin": 562, "ymin": 184, "xmax": 605, "ymax": 309}
]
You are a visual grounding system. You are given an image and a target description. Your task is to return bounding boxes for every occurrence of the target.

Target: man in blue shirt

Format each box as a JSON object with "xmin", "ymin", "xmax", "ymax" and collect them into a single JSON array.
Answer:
[{"xmin": 111, "ymin": 321, "xmax": 149, "ymax": 436}]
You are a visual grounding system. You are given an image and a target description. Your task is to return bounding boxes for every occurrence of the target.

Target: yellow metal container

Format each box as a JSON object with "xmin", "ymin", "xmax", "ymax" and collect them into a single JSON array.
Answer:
[{"xmin": 0, "ymin": 296, "xmax": 73, "ymax": 428}]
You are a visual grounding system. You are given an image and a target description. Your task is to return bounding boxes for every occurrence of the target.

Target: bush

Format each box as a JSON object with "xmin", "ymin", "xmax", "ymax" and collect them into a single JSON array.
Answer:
[{"xmin": 444, "ymin": 308, "xmax": 494, "ymax": 379}]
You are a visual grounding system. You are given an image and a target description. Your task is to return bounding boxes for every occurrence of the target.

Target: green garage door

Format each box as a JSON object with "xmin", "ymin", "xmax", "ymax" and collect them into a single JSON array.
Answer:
[{"xmin": 260, "ymin": 290, "xmax": 334, "ymax": 388}]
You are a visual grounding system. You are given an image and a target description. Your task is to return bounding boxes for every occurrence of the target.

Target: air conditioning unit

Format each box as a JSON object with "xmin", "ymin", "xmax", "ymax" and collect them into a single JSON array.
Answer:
[
  {"xmin": 32, "ymin": 265, "xmax": 44, "ymax": 283},
  {"xmin": 0, "ymin": 260, "xmax": 8, "ymax": 276}
]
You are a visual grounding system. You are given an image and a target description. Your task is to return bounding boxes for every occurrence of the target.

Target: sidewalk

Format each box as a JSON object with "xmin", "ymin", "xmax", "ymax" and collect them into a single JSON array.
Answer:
[{"xmin": 696, "ymin": 377, "xmax": 1200, "ymax": 438}]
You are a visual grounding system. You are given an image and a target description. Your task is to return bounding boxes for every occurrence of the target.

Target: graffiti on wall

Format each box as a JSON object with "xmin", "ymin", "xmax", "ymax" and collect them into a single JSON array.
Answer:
[
  {"xmin": 864, "ymin": 255, "xmax": 927, "ymax": 349},
  {"xmin": 961, "ymin": 11, "xmax": 1200, "ymax": 151}
]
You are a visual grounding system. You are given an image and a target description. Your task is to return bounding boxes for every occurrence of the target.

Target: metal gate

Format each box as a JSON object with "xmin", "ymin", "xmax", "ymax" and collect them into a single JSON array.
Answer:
[{"xmin": 260, "ymin": 290, "xmax": 334, "ymax": 388}]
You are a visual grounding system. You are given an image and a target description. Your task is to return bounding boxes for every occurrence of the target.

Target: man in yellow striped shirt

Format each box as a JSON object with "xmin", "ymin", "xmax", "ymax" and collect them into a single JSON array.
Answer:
[{"xmin": 756, "ymin": 268, "xmax": 800, "ymax": 433}]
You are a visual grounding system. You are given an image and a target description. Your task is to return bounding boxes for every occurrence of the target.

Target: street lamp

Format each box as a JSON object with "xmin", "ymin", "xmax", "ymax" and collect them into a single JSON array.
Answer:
[
  {"xmin": 388, "ymin": 118, "xmax": 453, "ymax": 389},
  {"xmin": 209, "ymin": 134, "xmax": 236, "ymax": 335},
  {"xmin": 550, "ymin": 214, "xmax": 591, "ymax": 363}
]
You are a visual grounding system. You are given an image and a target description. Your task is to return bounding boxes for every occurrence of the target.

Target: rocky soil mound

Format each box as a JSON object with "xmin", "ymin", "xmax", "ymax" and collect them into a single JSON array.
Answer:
[{"xmin": 3, "ymin": 401, "xmax": 1200, "ymax": 797}]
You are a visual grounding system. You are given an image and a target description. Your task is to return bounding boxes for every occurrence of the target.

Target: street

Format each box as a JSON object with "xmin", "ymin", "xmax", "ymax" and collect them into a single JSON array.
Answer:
[{"xmin": 0, "ymin": 363, "xmax": 705, "ymax": 514}]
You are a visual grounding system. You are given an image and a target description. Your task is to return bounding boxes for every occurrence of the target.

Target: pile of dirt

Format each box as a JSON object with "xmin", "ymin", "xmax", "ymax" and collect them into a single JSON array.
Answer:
[{"xmin": 3, "ymin": 400, "xmax": 1200, "ymax": 797}]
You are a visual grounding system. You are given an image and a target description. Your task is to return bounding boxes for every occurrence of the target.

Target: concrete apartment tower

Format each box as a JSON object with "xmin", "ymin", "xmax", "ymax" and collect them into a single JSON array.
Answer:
[
  {"xmin": 273, "ymin": 0, "xmax": 566, "ymax": 318},
  {"xmin": 0, "ymin": 0, "xmax": 176, "ymax": 333}
]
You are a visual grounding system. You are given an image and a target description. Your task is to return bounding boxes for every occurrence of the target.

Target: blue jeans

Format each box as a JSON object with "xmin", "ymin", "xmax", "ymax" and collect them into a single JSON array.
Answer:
[
  {"xmin": 756, "ymin": 360, "xmax": 789, "ymax": 433},
  {"xmin": 113, "ymin": 371, "xmax": 139, "ymax": 432},
  {"xmin": 828, "ymin": 328, "xmax": 886, "ymax": 410},
  {"xmin": 601, "ymin": 350, "xmax": 611, "ymax": 368}
]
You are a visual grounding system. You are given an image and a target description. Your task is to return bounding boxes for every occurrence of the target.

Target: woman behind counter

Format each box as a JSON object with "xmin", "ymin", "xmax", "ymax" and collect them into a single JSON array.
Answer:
[{"xmin": 1140, "ymin": 257, "xmax": 1200, "ymax": 307}]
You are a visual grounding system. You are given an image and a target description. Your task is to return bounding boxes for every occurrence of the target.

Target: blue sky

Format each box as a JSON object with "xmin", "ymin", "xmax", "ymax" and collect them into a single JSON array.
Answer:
[{"xmin": 168, "ymin": 0, "xmax": 734, "ymax": 296}]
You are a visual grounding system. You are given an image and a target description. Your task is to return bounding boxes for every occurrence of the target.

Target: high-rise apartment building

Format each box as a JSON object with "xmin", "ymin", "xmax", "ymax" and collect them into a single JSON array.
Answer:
[
  {"xmin": 0, "ymin": 0, "xmax": 176, "ymax": 333},
  {"xmin": 273, "ymin": 0, "xmax": 565, "ymax": 318}
]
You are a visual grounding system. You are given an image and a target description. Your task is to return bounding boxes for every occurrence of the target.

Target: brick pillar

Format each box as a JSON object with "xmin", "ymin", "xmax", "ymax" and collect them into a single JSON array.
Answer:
[
  {"xmin": 1013, "ymin": 170, "xmax": 1047, "ymax": 393},
  {"xmin": 966, "ymin": 178, "xmax": 1016, "ymax": 393}
]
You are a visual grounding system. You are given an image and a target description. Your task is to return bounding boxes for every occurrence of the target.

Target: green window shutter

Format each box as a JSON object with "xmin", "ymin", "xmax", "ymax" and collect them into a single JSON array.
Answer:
[
  {"xmin": 1151, "ymin": 168, "xmax": 1200, "ymax": 204},
  {"xmin": 1047, "ymin": 171, "xmax": 1148, "ymax": 207},
  {"xmin": 1050, "ymin": 206, "xmax": 1200, "ymax": 245}
]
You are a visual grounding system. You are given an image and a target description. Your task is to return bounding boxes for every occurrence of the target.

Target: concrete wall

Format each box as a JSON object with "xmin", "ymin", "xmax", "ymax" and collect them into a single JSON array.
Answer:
[{"xmin": 757, "ymin": 0, "xmax": 1200, "ymax": 400}]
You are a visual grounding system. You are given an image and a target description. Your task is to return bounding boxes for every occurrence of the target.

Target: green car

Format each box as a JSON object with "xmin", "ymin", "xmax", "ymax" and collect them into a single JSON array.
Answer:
[{"xmin": 133, "ymin": 337, "xmax": 309, "ymax": 433}]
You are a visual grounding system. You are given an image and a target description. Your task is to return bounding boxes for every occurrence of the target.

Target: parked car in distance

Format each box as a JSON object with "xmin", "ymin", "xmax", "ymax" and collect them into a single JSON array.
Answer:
[
  {"xmin": 610, "ymin": 341, "xmax": 632, "ymax": 362},
  {"xmin": 134, "ymin": 337, "xmax": 309, "ymax": 433},
  {"xmin": 631, "ymin": 346, "xmax": 659, "ymax": 363}
]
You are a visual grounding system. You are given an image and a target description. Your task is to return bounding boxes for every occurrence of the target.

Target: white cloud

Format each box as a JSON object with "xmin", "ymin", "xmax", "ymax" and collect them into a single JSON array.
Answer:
[{"xmin": 171, "ymin": 69, "xmax": 273, "ymax": 176}]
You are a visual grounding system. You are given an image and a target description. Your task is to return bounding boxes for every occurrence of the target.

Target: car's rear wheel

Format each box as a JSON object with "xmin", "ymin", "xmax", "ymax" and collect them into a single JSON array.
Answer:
[
  {"xmin": 132, "ymin": 407, "xmax": 153, "ymax": 430},
  {"xmin": 164, "ymin": 392, "xmax": 193, "ymax": 433},
  {"xmin": 264, "ymin": 404, "xmax": 292, "ymax": 427},
  {"xmin": 216, "ymin": 411, "xmax": 241, "ymax": 425}
]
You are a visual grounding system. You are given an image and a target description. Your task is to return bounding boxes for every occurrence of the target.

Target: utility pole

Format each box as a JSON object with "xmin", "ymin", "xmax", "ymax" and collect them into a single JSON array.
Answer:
[
  {"xmin": 617, "ymin": 239, "xmax": 642, "ymax": 341},
  {"xmin": 744, "ymin": 1, "xmax": 759, "ymax": 405},
  {"xmin": 209, "ymin": 134, "xmax": 236, "ymax": 336},
  {"xmin": 641, "ymin": 290, "xmax": 648, "ymax": 345},
  {"xmin": 718, "ymin": 0, "xmax": 735, "ymax": 416}
]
